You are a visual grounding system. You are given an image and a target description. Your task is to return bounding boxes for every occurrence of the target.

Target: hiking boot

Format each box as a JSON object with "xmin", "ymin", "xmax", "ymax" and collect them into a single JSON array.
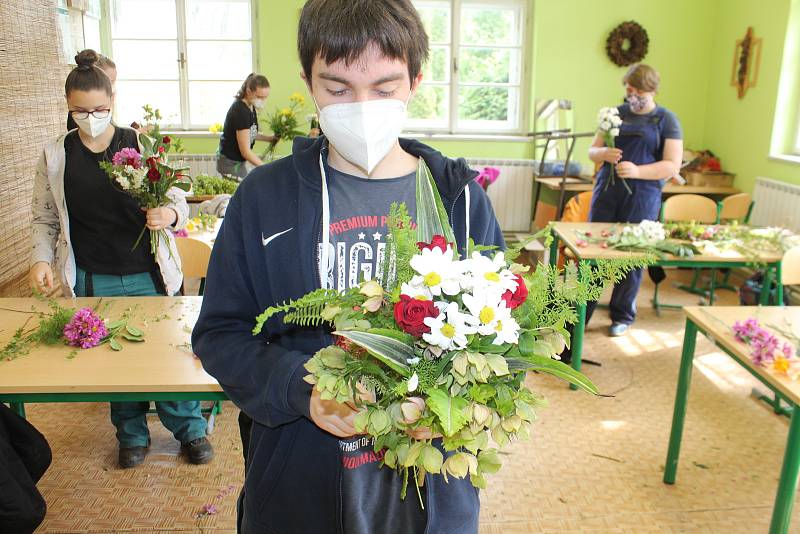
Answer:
[
  {"xmin": 119, "ymin": 444, "xmax": 148, "ymax": 468},
  {"xmin": 183, "ymin": 437, "xmax": 214, "ymax": 465}
]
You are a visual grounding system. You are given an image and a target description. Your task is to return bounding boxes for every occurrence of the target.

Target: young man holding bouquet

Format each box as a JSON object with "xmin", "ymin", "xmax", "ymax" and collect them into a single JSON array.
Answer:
[{"xmin": 193, "ymin": 1, "xmax": 503, "ymax": 532}]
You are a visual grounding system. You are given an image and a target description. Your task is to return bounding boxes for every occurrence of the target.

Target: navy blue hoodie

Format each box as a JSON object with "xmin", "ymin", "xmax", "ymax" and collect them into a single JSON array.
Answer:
[{"xmin": 192, "ymin": 136, "xmax": 504, "ymax": 534}]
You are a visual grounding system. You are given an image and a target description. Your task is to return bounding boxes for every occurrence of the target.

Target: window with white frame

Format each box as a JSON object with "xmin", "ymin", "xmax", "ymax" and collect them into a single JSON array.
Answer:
[
  {"xmin": 108, "ymin": 0, "xmax": 254, "ymax": 129},
  {"xmin": 408, "ymin": 0, "xmax": 527, "ymax": 134}
]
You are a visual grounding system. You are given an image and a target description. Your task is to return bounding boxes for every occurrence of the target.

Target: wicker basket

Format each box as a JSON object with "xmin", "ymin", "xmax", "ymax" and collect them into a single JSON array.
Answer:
[{"xmin": 683, "ymin": 171, "xmax": 735, "ymax": 187}]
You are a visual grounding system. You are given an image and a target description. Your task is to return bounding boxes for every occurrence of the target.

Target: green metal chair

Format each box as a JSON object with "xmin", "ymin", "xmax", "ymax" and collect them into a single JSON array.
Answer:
[{"xmin": 652, "ymin": 194, "xmax": 719, "ymax": 314}]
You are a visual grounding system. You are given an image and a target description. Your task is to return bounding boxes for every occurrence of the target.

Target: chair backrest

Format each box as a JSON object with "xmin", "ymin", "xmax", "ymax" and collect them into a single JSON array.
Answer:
[
  {"xmin": 175, "ymin": 237, "xmax": 212, "ymax": 279},
  {"xmin": 561, "ymin": 191, "xmax": 593, "ymax": 222},
  {"xmin": 662, "ymin": 194, "xmax": 718, "ymax": 224},
  {"xmin": 718, "ymin": 193, "xmax": 753, "ymax": 222},
  {"xmin": 782, "ymin": 245, "xmax": 800, "ymax": 286}
]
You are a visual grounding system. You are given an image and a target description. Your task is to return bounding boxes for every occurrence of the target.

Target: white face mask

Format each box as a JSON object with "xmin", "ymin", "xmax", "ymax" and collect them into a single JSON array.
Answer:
[
  {"xmin": 317, "ymin": 97, "xmax": 408, "ymax": 174},
  {"xmin": 253, "ymin": 99, "xmax": 266, "ymax": 110},
  {"xmin": 74, "ymin": 113, "xmax": 112, "ymax": 138}
]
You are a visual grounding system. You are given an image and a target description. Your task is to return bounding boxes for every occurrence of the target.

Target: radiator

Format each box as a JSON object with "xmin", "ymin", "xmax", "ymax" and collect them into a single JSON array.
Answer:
[
  {"xmin": 174, "ymin": 154, "xmax": 220, "ymax": 177},
  {"xmin": 751, "ymin": 177, "xmax": 800, "ymax": 232},
  {"xmin": 176, "ymin": 154, "xmax": 535, "ymax": 232},
  {"xmin": 466, "ymin": 158, "xmax": 535, "ymax": 232}
]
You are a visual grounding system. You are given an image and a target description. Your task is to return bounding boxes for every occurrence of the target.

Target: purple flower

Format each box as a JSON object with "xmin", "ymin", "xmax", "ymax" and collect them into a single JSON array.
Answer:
[
  {"xmin": 202, "ymin": 504, "xmax": 217, "ymax": 515},
  {"xmin": 112, "ymin": 148, "xmax": 142, "ymax": 169},
  {"xmin": 475, "ymin": 166, "xmax": 500, "ymax": 191},
  {"xmin": 63, "ymin": 307, "xmax": 108, "ymax": 349},
  {"xmin": 173, "ymin": 229, "xmax": 189, "ymax": 238}
]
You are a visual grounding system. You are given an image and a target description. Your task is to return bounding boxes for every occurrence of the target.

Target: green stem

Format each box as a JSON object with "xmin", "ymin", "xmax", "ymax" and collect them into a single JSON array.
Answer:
[{"xmin": 131, "ymin": 224, "xmax": 148, "ymax": 252}]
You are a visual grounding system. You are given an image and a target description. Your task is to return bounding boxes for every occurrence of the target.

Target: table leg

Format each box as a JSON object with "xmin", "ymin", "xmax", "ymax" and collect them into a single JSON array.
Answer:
[
  {"xmin": 10, "ymin": 403, "xmax": 25, "ymax": 418},
  {"xmin": 570, "ymin": 302, "xmax": 586, "ymax": 391},
  {"xmin": 760, "ymin": 267, "xmax": 774, "ymax": 305},
  {"xmin": 769, "ymin": 408, "xmax": 800, "ymax": 533},
  {"xmin": 776, "ymin": 262, "xmax": 784, "ymax": 306},
  {"xmin": 549, "ymin": 234, "xmax": 559, "ymax": 268},
  {"xmin": 663, "ymin": 318, "xmax": 698, "ymax": 484}
]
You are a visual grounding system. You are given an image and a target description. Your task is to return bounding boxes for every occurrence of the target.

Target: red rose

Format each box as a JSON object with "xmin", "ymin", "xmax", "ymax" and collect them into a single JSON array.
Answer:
[
  {"xmin": 393, "ymin": 295, "xmax": 439, "ymax": 337},
  {"xmin": 146, "ymin": 156, "xmax": 159, "ymax": 170},
  {"xmin": 147, "ymin": 167, "xmax": 161, "ymax": 182},
  {"xmin": 158, "ymin": 146, "xmax": 165, "ymax": 153},
  {"xmin": 417, "ymin": 235, "xmax": 449, "ymax": 253},
  {"xmin": 501, "ymin": 274, "xmax": 528, "ymax": 309},
  {"xmin": 162, "ymin": 135, "xmax": 171, "ymax": 144}
]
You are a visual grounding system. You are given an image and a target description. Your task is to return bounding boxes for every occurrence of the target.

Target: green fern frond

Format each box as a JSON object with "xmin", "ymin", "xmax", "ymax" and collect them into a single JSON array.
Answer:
[
  {"xmin": 382, "ymin": 202, "xmax": 418, "ymax": 293},
  {"xmin": 253, "ymin": 288, "xmax": 340, "ymax": 334}
]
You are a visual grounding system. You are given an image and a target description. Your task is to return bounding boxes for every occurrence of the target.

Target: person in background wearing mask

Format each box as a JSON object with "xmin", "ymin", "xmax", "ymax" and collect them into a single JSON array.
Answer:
[
  {"xmin": 582, "ymin": 64, "xmax": 683, "ymax": 340},
  {"xmin": 216, "ymin": 73, "xmax": 278, "ymax": 180},
  {"xmin": 66, "ymin": 52, "xmax": 116, "ymax": 131},
  {"xmin": 29, "ymin": 49, "xmax": 214, "ymax": 470},
  {"xmin": 192, "ymin": 1, "xmax": 503, "ymax": 532}
]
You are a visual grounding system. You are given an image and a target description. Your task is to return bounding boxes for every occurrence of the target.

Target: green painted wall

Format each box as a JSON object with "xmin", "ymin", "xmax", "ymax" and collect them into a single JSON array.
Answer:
[
  {"xmin": 174, "ymin": 0, "xmax": 800, "ymax": 191},
  {"xmin": 702, "ymin": 0, "xmax": 800, "ymax": 193}
]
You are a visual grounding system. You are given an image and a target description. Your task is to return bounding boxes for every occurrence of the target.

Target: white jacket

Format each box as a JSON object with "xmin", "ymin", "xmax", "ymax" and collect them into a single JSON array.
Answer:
[{"xmin": 30, "ymin": 128, "xmax": 189, "ymax": 296}]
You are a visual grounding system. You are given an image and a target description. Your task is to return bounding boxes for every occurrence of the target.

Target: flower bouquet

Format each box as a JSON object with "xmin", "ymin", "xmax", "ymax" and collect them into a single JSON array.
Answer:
[
  {"xmin": 664, "ymin": 221, "xmax": 798, "ymax": 261},
  {"xmin": 596, "ymin": 107, "xmax": 630, "ymax": 194},
  {"xmin": 100, "ymin": 134, "xmax": 191, "ymax": 260},
  {"xmin": 260, "ymin": 92, "xmax": 307, "ymax": 161},
  {"xmin": 578, "ymin": 220, "xmax": 697, "ymax": 258},
  {"xmin": 732, "ymin": 318, "xmax": 798, "ymax": 378},
  {"xmin": 1, "ymin": 297, "xmax": 146, "ymax": 361},
  {"xmin": 474, "ymin": 167, "xmax": 500, "ymax": 192},
  {"xmin": 253, "ymin": 162, "xmax": 644, "ymax": 501}
]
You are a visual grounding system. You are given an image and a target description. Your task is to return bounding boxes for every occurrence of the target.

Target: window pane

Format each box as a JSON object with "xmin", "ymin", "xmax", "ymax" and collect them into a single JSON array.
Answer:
[
  {"xmin": 414, "ymin": 1, "xmax": 450, "ymax": 43},
  {"xmin": 83, "ymin": 15, "xmax": 101, "ymax": 51},
  {"xmin": 185, "ymin": 0, "xmax": 251, "ymax": 39},
  {"xmin": 459, "ymin": 48, "xmax": 519, "ymax": 84},
  {"xmin": 460, "ymin": 5, "xmax": 519, "ymax": 46},
  {"xmin": 111, "ymin": 0, "xmax": 176, "ymax": 39},
  {"xmin": 189, "ymin": 81, "xmax": 242, "ymax": 125},
  {"xmin": 114, "ymin": 81, "xmax": 181, "ymax": 127},
  {"xmin": 458, "ymin": 86, "xmax": 516, "ymax": 129},
  {"xmin": 112, "ymin": 40, "xmax": 179, "ymax": 80},
  {"xmin": 422, "ymin": 46, "xmax": 449, "ymax": 83},
  {"xmin": 407, "ymin": 85, "xmax": 449, "ymax": 128},
  {"xmin": 187, "ymin": 41, "xmax": 252, "ymax": 80}
]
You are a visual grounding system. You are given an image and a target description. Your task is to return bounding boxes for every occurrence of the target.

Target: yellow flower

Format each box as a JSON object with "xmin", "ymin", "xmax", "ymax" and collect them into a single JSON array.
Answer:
[
  {"xmin": 280, "ymin": 108, "xmax": 292, "ymax": 116},
  {"xmin": 774, "ymin": 356, "xmax": 791, "ymax": 375},
  {"xmin": 289, "ymin": 92, "xmax": 305, "ymax": 105},
  {"xmin": 208, "ymin": 122, "xmax": 223, "ymax": 133}
]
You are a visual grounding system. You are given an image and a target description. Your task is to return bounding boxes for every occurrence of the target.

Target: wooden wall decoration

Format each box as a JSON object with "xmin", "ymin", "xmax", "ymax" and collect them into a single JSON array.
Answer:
[
  {"xmin": 731, "ymin": 27, "xmax": 762, "ymax": 99},
  {"xmin": 0, "ymin": 0, "xmax": 70, "ymax": 296}
]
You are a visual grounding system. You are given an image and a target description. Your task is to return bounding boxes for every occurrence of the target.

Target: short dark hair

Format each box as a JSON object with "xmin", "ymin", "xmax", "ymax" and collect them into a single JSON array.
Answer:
[
  {"xmin": 236, "ymin": 73, "xmax": 270, "ymax": 100},
  {"xmin": 65, "ymin": 49, "xmax": 113, "ymax": 97},
  {"xmin": 298, "ymin": 0, "xmax": 429, "ymax": 86}
]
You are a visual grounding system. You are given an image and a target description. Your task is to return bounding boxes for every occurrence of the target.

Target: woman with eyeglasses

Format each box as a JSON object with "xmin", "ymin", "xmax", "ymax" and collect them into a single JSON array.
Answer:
[
  {"xmin": 29, "ymin": 49, "xmax": 214, "ymax": 470},
  {"xmin": 65, "ymin": 53, "xmax": 116, "ymax": 131}
]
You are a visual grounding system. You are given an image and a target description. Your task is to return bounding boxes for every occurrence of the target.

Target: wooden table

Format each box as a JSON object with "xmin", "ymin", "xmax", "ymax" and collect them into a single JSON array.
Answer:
[
  {"xmin": 548, "ymin": 222, "xmax": 785, "ymax": 384},
  {"xmin": 534, "ymin": 176, "xmax": 741, "ymax": 219},
  {"xmin": 186, "ymin": 219, "xmax": 222, "ymax": 249},
  {"xmin": 664, "ymin": 306, "xmax": 800, "ymax": 534},
  {"xmin": 0, "ymin": 297, "xmax": 226, "ymax": 422}
]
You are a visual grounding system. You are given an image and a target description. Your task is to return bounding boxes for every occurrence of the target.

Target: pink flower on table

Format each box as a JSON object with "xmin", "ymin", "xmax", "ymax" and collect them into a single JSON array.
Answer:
[
  {"xmin": 576, "ymin": 239, "xmax": 588, "ymax": 248},
  {"xmin": 173, "ymin": 229, "xmax": 189, "ymax": 238},
  {"xmin": 111, "ymin": 148, "xmax": 142, "ymax": 169},
  {"xmin": 201, "ymin": 504, "xmax": 217, "ymax": 515},
  {"xmin": 63, "ymin": 307, "xmax": 108, "ymax": 349}
]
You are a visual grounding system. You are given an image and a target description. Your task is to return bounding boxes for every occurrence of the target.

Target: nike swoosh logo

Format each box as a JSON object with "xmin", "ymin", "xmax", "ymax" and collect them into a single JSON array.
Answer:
[{"xmin": 262, "ymin": 227, "xmax": 294, "ymax": 247}]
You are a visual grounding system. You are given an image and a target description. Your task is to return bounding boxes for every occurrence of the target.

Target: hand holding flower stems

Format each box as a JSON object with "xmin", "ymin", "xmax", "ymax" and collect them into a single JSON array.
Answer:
[{"xmin": 596, "ymin": 107, "xmax": 631, "ymax": 194}]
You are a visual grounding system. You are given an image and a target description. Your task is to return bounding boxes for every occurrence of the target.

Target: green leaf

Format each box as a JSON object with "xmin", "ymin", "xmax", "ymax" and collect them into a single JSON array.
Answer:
[
  {"xmin": 106, "ymin": 320, "xmax": 125, "ymax": 330},
  {"xmin": 122, "ymin": 333, "xmax": 145, "ymax": 342},
  {"xmin": 172, "ymin": 181, "xmax": 192, "ymax": 192},
  {"xmin": 422, "ymin": 445, "xmax": 444, "ymax": 473},
  {"xmin": 477, "ymin": 449, "xmax": 502, "ymax": 474},
  {"xmin": 468, "ymin": 384, "xmax": 496, "ymax": 404},
  {"xmin": 415, "ymin": 160, "xmax": 457, "ymax": 246},
  {"xmin": 484, "ymin": 353, "xmax": 510, "ymax": 376},
  {"xmin": 139, "ymin": 133, "xmax": 154, "ymax": 154},
  {"xmin": 518, "ymin": 331, "xmax": 536, "ymax": 357},
  {"xmin": 125, "ymin": 325, "xmax": 143, "ymax": 337},
  {"xmin": 426, "ymin": 388, "xmax": 469, "ymax": 437},
  {"xmin": 507, "ymin": 356, "xmax": 599, "ymax": 395},
  {"xmin": 332, "ymin": 330, "xmax": 411, "ymax": 376},
  {"xmin": 110, "ymin": 338, "xmax": 123, "ymax": 351}
]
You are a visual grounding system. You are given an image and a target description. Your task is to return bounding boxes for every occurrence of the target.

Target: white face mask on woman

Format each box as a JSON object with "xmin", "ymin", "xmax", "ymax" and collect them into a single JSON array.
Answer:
[
  {"xmin": 317, "ymin": 97, "xmax": 408, "ymax": 174},
  {"xmin": 74, "ymin": 113, "xmax": 112, "ymax": 138},
  {"xmin": 253, "ymin": 99, "xmax": 266, "ymax": 110}
]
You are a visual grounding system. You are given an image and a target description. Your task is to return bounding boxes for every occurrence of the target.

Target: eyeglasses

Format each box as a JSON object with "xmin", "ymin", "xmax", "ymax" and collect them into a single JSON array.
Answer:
[{"xmin": 70, "ymin": 109, "xmax": 111, "ymax": 120}]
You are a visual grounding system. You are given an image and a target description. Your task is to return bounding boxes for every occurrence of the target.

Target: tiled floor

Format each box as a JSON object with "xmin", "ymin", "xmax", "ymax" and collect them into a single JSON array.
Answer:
[{"xmin": 25, "ymin": 270, "xmax": 800, "ymax": 532}]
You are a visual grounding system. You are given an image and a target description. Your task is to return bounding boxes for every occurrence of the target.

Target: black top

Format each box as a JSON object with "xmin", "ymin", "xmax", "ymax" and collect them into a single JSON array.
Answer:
[
  {"xmin": 219, "ymin": 99, "xmax": 258, "ymax": 162},
  {"xmin": 64, "ymin": 128, "xmax": 156, "ymax": 275}
]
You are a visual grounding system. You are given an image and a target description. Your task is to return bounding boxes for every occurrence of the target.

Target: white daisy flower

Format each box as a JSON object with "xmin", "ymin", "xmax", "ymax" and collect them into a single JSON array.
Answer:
[
  {"xmin": 466, "ymin": 251, "xmax": 517, "ymax": 294},
  {"xmin": 409, "ymin": 246, "xmax": 464, "ymax": 296},
  {"xmin": 491, "ymin": 314, "xmax": 521, "ymax": 345},
  {"xmin": 400, "ymin": 275, "xmax": 434, "ymax": 301},
  {"xmin": 423, "ymin": 302, "xmax": 478, "ymax": 351},
  {"xmin": 461, "ymin": 288, "xmax": 511, "ymax": 337}
]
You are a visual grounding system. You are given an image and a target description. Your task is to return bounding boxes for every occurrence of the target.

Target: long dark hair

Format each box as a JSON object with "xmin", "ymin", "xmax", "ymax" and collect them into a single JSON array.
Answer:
[
  {"xmin": 65, "ymin": 49, "xmax": 113, "ymax": 96},
  {"xmin": 235, "ymin": 73, "xmax": 270, "ymax": 100}
]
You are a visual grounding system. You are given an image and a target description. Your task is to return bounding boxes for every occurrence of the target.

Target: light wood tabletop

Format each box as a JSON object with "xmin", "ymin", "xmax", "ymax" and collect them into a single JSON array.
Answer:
[
  {"xmin": 0, "ymin": 297, "xmax": 221, "ymax": 395},
  {"xmin": 550, "ymin": 221, "xmax": 784, "ymax": 263},
  {"xmin": 535, "ymin": 176, "xmax": 740, "ymax": 195},
  {"xmin": 684, "ymin": 306, "xmax": 800, "ymax": 406}
]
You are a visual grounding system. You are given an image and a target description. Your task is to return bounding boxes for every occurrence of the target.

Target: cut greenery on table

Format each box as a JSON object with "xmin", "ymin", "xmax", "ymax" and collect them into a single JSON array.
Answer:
[
  {"xmin": 577, "ymin": 220, "xmax": 697, "ymax": 258},
  {"xmin": 191, "ymin": 174, "xmax": 239, "ymax": 197}
]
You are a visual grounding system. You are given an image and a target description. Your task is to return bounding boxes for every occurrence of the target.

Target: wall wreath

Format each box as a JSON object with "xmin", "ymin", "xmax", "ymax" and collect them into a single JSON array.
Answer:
[{"xmin": 606, "ymin": 21, "xmax": 649, "ymax": 67}]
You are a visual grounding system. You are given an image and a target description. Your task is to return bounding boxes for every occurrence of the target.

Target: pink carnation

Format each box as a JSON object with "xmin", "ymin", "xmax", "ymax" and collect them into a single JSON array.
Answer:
[
  {"xmin": 63, "ymin": 307, "xmax": 108, "ymax": 349},
  {"xmin": 475, "ymin": 167, "xmax": 500, "ymax": 191},
  {"xmin": 112, "ymin": 147, "xmax": 142, "ymax": 169}
]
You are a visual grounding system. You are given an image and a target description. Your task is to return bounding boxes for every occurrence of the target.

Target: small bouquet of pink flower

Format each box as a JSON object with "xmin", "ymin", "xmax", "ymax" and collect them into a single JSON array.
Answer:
[
  {"xmin": 100, "ymin": 134, "xmax": 191, "ymax": 259},
  {"xmin": 474, "ymin": 167, "xmax": 500, "ymax": 191}
]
